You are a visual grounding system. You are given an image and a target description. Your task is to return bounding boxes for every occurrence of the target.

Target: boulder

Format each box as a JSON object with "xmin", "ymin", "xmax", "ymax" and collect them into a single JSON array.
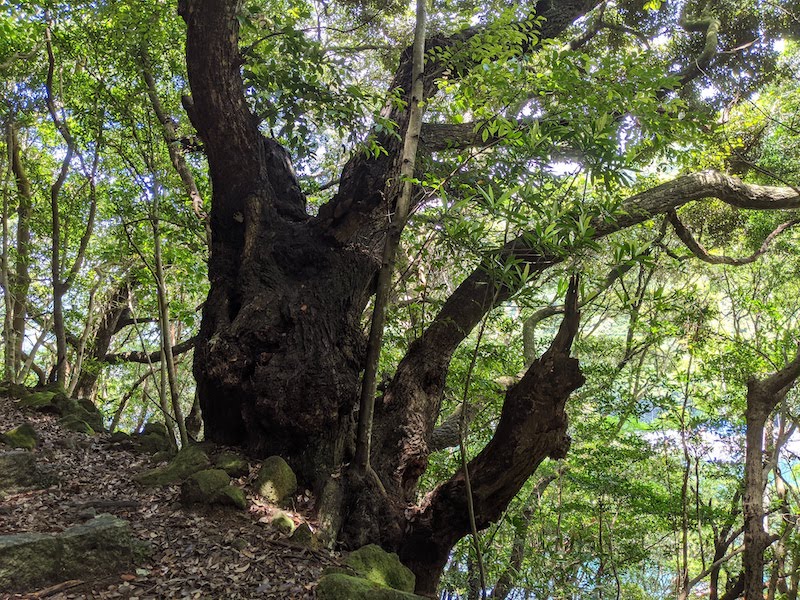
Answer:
[
  {"xmin": 316, "ymin": 573, "xmax": 425, "ymax": 600},
  {"xmin": 180, "ymin": 469, "xmax": 247, "ymax": 509},
  {"xmin": 344, "ymin": 544, "xmax": 416, "ymax": 593},
  {"xmin": 136, "ymin": 432, "xmax": 172, "ymax": 454},
  {"xmin": 0, "ymin": 515, "xmax": 147, "ymax": 591},
  {"xmin": 214, "ymin": 451, "xmax": 249, "ymax": 477},
  {"xmin": 58, "ymin": 414, "xmax": 95, "ymax": 435},
  {"xmin": 254, "ymin": 456, "xmax": 297, "ymax": 504},
  {"xmin": 135, "ymin": 444, "xmax": 209, "ymax": 486},
  {"xmin": 0, "ymin": 452, "xmax": 57, "ymax": 498},
  {"xmin": 15, "ymin": 388, "xmax": 105, "ymax": 432},
  {"xmin": 17, "ymin": 390, "xmax": 61, "ymax": 411},
  {"xmin": 0, "ymin": 423, "xmax": 38, "ymax": 450}
]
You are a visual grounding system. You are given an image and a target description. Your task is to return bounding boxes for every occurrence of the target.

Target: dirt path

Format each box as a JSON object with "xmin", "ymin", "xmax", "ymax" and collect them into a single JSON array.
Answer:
[{"xmin": 0, "ymin": 395, "xmax": 339, "ymax": 599}]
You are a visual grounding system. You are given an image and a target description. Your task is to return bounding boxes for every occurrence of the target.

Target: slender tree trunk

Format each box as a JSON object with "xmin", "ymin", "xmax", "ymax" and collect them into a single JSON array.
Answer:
[
  {"xmin": 8, "ymin": 123, "xmax": 33, "ymax": 380},
  {"xmin": 152, "ymin": 208, "xmax": 188, "ymax": 446},
  {"xmin": 2, "ymin": 123, "xmax": 14, "ymax": 381},
  {"xmin": 743, "ymin": 350, "xmax": 800, "ymax": 599},
  {"xmin": 353, "ymin": 0, "xmax": 427, "ymax": 476}
]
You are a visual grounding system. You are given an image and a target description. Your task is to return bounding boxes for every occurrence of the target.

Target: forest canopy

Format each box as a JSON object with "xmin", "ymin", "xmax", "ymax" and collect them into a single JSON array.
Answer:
[{"xmin": 2, "ymin": 0, "xmax": 800, "ymax": 597}]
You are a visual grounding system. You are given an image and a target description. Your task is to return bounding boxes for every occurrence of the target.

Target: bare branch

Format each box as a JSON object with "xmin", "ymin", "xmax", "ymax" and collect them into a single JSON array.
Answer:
[{"xmin": 668, "ymin": 210, "xmax": 800, "ymax": 266}]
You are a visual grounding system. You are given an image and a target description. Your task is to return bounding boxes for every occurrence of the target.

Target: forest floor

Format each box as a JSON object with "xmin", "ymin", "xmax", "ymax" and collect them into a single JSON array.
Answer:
[{"xmin": 0, "ymin": 393, "xmax": 342, "ymax": 600}]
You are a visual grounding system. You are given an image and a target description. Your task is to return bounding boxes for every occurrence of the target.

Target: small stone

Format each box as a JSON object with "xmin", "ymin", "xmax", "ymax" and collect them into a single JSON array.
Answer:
[
  {"xmin": 289, "ymin": 522, "xmax": 319, "ymax": 549},
  {"xmin": 270, "ymin": 511, "xmax": 295, "ymax": 534}
]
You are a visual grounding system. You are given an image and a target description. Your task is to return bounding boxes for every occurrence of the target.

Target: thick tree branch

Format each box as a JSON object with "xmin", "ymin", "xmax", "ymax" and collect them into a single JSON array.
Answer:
[
  {"xmin": 400, "ymin": 278, "xmax": 583, "ymax": 596},
  {"xmin": 179, "ymin": 0, "xmax": 306, "ymax": 227}
]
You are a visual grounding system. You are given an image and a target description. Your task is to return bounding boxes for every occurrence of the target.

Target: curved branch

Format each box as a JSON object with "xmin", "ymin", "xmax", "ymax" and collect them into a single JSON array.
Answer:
[
  {"xmin": 400, "ymin": 278, "xmax": 583, "ymax": 596},
  {"xmin": 103, "ymin": 336, "xmax": 196, "ymax": 365},
  {"xmin": 668, "ymin": 211, "xmax": 799, "ymax": 266}
]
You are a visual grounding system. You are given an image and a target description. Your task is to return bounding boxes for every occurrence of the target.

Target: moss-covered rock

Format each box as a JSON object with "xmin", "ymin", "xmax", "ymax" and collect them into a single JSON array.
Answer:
[
  {"xmin": 181, "ymin": 468, "xmax": 229, "ymax": 501},
  {"xmin": 0, "ymin": 423, "xmax": 38, "ymax": 450},
  {"xmin": 136, "ymin": 431, "xmax": 173, "ymax": 454},
  {"xmin": 216, "ymin": 485, "xmax": 248, "ymax": 509},
  {"xmin": 214, "ymin": 451, "xmax": 249, "ymax": 477},
  {"xmin": 0, "ymin": 515, "xmax": 148, "ymax": 592},
  {"xmin": 17, "ymin": 390, "xmax": 60, "ymax": 411},
  {"xmin": 142, "ymin": 421, "xmax": 168, "ymax": 437},
  {"xmin": 58, "ymin": 414, "xmax": 95, "ymax": 435},
  {"xmin": 108, "ymin": 431, "xmax": 131, "ymax": 443},
  {"xmin": 150, "ymin": 450, "xmax": 173, "ymax": 464},
  {"xmin": 0, "ymin": 381, "xmax": 28, "ymax": 399},
  {"xmin": 316, "ymin": 573, "xmax": 425, "ymax": 600},
  {"xmin": 344, "ymin": 544, "xmax": 416, "ymax": 593},
  {"xmin": 270, "ymin": 510, "xmax": 296, "ymax": 534},
  {"xmin": 289, "ymin": 522, "xmax": 319, "ymax": 549},
  {"xmin": 0, "ymin": 452, "xmax": 57, "ymax": 498},
  {"xmin": 56, "ymin": 398, "xmax": 105, "ymax": 433},
  {"xmin": 180, "ymin": 469, "xmax": 247, "ymax": 509},
  {"xmin": 254, "ymin": 456, "xmax": 297, "ymax": 504},
  {"xmin": 135, "ymin": 444, "xmax": 210, "ymax": 486}
]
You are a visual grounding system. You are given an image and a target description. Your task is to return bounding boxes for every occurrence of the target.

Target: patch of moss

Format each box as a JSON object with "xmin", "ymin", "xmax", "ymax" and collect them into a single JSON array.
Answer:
[{"xmin": 0, "ymin": 423, "xmax": 38, "ymax": 450}]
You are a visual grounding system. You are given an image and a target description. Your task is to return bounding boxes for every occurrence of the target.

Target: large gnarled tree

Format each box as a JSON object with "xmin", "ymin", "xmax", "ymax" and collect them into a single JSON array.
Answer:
[{"xmin": 178, "ymin": 0, "xmax": 800, "ymax": 593}]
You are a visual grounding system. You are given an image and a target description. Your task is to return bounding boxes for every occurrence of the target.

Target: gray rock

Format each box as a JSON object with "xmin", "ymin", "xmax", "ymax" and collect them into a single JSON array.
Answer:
[
  {"xmin": 0, "ymin": 452, "xmax": 57, "ymax": 498},
  {"xmin": 0, "ymin": 515, "xmax": 148, "ymax": 591}
]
